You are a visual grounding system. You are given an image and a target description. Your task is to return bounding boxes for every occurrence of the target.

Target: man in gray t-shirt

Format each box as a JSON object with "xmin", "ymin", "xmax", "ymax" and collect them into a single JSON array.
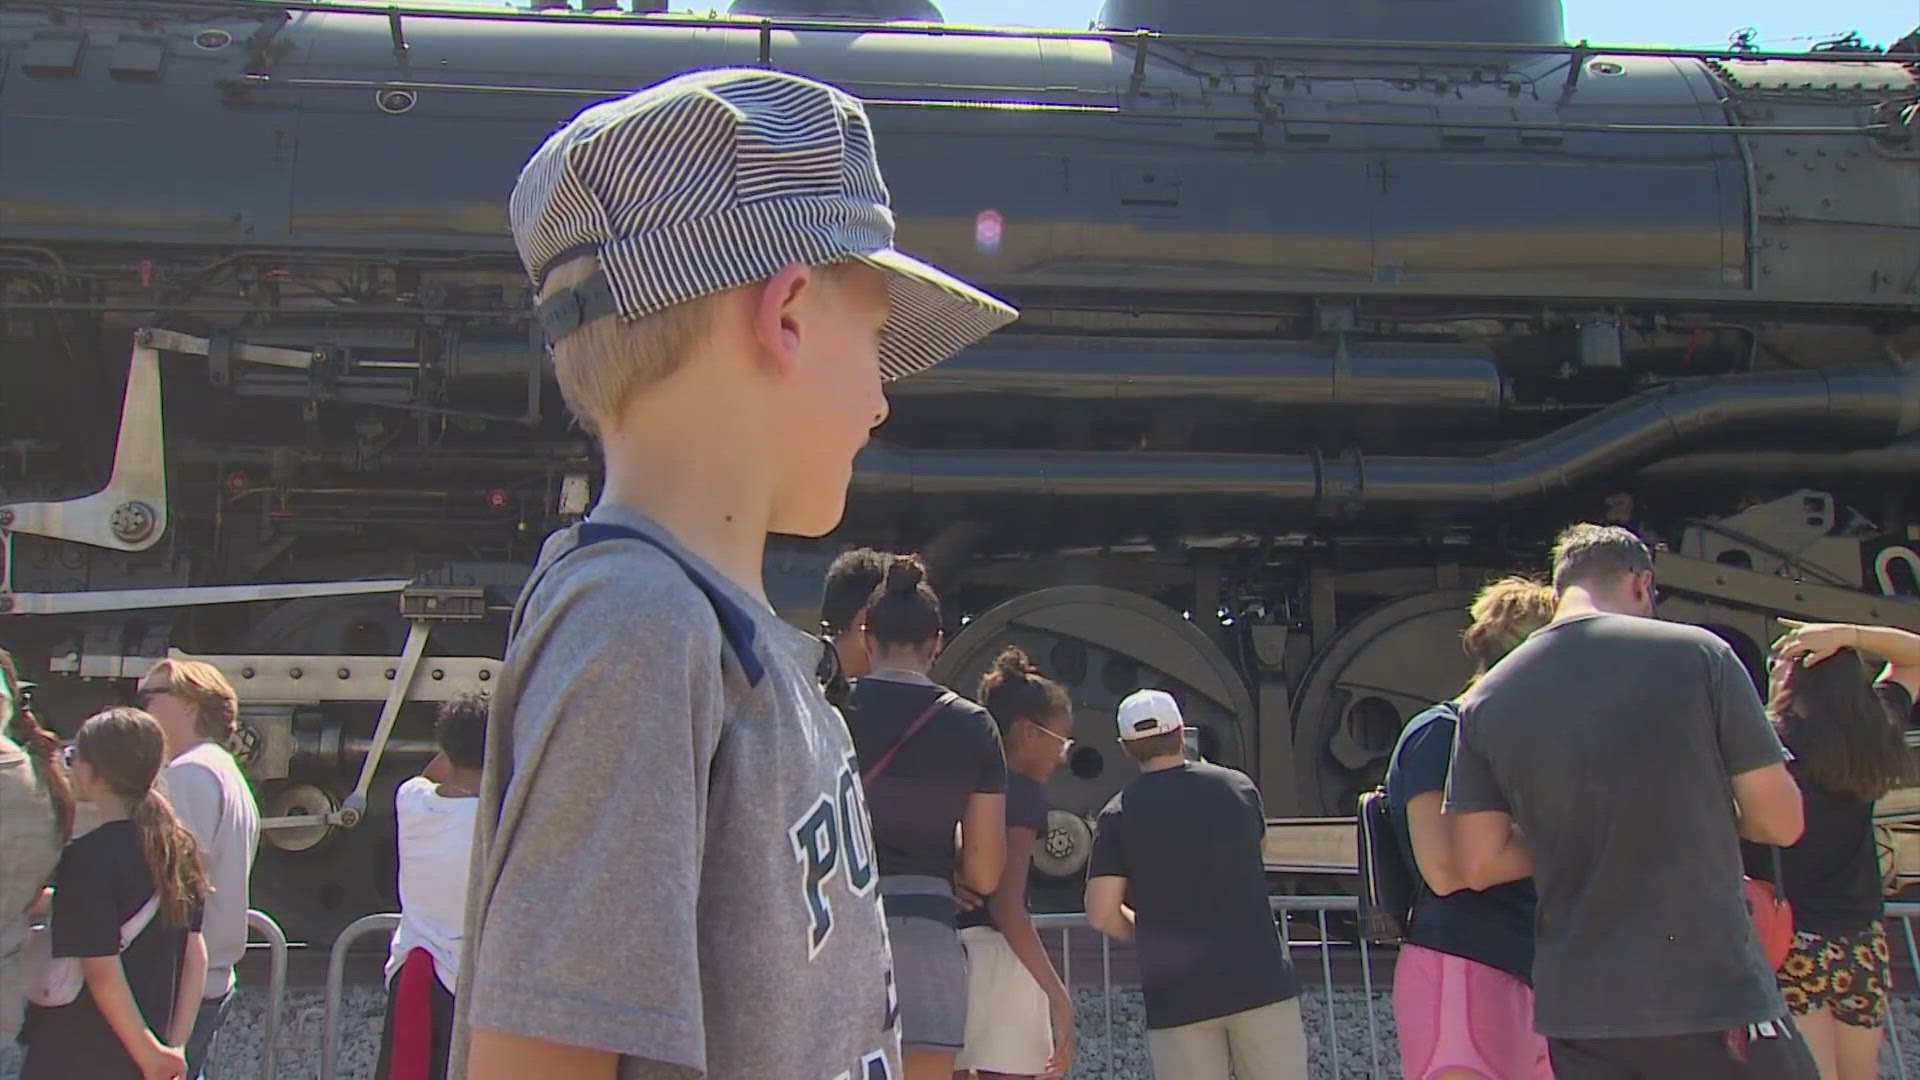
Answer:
[{"xmin": 1445, "ymin": 524, "xmax": 1816, "ymax": 1079}]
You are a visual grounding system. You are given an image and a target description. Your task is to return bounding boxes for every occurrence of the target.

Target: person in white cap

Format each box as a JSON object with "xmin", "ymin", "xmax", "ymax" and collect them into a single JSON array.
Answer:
[
  {"xmin": 1085, "ymin": 690, "xmax": 1306, "ymax": 1080},
  {"xmin": 450, "ymin": 67, "xmax": 1016, "ymax": 1080}
]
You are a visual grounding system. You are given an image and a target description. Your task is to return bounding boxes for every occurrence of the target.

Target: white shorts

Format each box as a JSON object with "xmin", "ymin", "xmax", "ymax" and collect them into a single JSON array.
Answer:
[{"xmin": 955, "ymin": 926, "xmax": 1054, "ymax": 1075}]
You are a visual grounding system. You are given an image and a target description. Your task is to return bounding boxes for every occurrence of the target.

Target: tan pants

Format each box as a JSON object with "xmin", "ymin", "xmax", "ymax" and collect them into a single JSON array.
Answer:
[{"xmin": 1146, "ymin": 997, "xmax": 1308, "ymax": 1080}]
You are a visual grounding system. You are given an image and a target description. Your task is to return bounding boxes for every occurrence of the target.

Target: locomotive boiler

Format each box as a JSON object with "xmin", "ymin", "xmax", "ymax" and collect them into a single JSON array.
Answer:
[{"xmin": 3, "ymin": 0, "xmax": 1919, "ymax": 938}]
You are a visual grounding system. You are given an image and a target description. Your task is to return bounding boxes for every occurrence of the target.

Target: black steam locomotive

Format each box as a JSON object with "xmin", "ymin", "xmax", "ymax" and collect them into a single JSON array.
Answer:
[{"xmin": 3, "ymin": 0, "xmax": 1918, "ymax": 937}]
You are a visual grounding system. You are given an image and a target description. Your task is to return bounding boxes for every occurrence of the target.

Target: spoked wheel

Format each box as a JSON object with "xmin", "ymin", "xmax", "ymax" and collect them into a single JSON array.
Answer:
[{"xmin": 933, "ymin": 586, "xmax": 1256, "ymax": 891}]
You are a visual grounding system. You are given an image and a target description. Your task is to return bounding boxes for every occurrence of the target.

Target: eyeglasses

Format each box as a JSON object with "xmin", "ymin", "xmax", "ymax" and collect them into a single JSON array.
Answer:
[
  {"xmin": 136, "ymin": 686, "xmax": 171, "ymax": 708},
  {"xmin": 1026, "ymin": 721, "xmax": 1075, "ymax": 758}
]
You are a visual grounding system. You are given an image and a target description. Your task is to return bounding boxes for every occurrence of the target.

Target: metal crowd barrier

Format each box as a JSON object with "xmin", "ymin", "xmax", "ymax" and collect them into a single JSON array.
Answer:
[
  {"xmin": 1040, "ymin": 895, "xmax": 1381, "ymax": 1078},
  {"xmin": 310, "ymin": 900, "xmax": 1920, "ymax": 1080},
  {"xmin": 204, "ymin": 908, "xmax": 288, "ymax": 1080},
  {"xmin": 321, "ymin": 912, "xmax": 400, "ymax": 1080}
]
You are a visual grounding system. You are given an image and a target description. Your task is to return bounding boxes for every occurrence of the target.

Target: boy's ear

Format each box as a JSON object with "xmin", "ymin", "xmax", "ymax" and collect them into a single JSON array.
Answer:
[{"xmin": 750, "ymin": 263, "xmax": 815, "ymax": 377}]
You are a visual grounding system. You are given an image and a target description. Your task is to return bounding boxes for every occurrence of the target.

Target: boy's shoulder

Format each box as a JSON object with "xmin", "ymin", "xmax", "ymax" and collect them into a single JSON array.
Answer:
[{"xmin": 521, "ymin": 523, "xmax": 730, "ymax": 648}]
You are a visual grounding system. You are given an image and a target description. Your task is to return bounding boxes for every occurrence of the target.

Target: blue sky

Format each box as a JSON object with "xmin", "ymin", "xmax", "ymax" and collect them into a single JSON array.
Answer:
[{"xmin": 932, "ymin": 0, "xmax": 1917, "ymax": 50}]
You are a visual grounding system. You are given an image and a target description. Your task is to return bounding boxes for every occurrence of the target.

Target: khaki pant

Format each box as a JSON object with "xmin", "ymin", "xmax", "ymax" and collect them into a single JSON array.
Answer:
[{"xmin": 1146, "ymin": 997, "xmax": 1308, "ymax": 1080}]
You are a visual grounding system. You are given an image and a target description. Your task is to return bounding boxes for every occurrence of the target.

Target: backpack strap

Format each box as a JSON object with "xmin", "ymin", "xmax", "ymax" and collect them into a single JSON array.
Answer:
[
  {"xmin": 1391, "ymin": 701, "xmax": 1461, "ymax": 902},
  {"xmin": 511, "ymin": 521, "xmax": 764, "ymax": 686}
]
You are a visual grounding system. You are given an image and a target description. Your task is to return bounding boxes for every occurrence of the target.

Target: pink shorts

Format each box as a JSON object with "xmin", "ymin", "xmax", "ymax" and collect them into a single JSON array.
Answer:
[{"xmin": 1393, "ymin": 943, "xmax": 1554, "ymax": 1080}]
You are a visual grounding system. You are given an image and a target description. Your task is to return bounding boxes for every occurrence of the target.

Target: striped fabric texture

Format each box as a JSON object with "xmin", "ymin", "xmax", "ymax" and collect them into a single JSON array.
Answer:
[{"xmin": 510, "ymin": 67, "xmax": 1017, "ymax": 381}]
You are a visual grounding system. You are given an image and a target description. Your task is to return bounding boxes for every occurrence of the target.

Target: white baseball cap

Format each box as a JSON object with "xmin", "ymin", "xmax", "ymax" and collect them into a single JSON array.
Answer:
[{"xmin": 1116, "ymin": 689, "xmax": 1183, "ymax": 741}]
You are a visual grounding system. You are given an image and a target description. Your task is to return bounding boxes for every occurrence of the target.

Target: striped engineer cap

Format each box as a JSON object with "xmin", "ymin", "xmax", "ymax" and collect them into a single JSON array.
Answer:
[{"xmin": 511, "ymin": 67, "xmax": 1018, "ymax": 381}]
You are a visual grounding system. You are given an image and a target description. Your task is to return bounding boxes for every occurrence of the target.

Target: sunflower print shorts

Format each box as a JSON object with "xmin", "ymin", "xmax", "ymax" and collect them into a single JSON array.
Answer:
[{"xmin": 1776, "ymin": 924, "xmax": 1892, "ymax": 1028}]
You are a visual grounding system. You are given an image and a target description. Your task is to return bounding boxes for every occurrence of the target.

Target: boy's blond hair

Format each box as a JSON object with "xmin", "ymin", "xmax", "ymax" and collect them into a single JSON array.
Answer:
[
  {"xmin": 542, "ymin": 257, "xmax": 866, "ymax": 436},
  {"xmin": 143, "ymin": 657, "xmax": 240, "ymax": 743},
  {"xmin": 541, "ymin": 257, "xmax": 723, "ymax": 436}
]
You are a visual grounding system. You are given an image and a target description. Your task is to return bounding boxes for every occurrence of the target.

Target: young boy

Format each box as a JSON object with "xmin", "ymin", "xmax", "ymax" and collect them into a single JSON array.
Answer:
[{"xmin": 450, "ymin": 68, "xmax": 1017, "ymax": 1080}]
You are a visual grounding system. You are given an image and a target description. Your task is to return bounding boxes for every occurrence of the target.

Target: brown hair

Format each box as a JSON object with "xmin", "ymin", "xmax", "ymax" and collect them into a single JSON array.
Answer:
[
  {"xmin": 1461, "ymin": 576, "xmax": 1559, "ymax": 687},
  {"xmin": 863, "ymin": 554, "xmax": 942, "ymax": 648},
  {"xmin": 1122, "ymin": 730, "xmax": 1184, "ymax": 762},
  {"xmin": 1550, "ymin": 523, "xmax": 1653, "ymax": 593},
  {"xmin": 0, "ymin": 649, "xmax": 75, "ymax": 842},
  {"xmin": 977, "ymin": 646, "xmax": 1071, "ymax": 736},
  {"xmin": 1770, "ymin": 649, "xmax": 1918, "ymax": 801},
  {"xmin": 143, "ymin": 657, "xmax": 239, "ymax": 743},
  {"xmin": 74, "ymin": 708, "xmax": 209, "ymax": 928}
]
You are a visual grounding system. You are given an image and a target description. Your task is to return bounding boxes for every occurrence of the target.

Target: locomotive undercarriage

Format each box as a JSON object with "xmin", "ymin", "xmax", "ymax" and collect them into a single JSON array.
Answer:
[{"xmin": 6, "ymin": 245, "xmax": 1920, "ymax": 939}]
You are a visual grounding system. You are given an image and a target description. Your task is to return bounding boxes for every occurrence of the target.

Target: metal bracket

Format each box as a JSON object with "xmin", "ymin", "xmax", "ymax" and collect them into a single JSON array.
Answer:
[
  {"xmin": 0, "ymin": 328, "xmax": 312, "ymax": 561},
  {"xmin": 1, "ymin": 331, "xmax": 168, "ymax": 552},
  {"xmin": 1654, "ymin": 550, "xmax": 1920, "ymax": 630}
]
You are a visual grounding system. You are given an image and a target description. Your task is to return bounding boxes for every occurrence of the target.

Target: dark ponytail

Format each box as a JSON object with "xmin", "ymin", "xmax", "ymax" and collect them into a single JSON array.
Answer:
[
  {"xmin": 977, "ymin": 646, "xmax": 1072, "ymax": 736},
  {"xmin": 1, "ymin": 649, "xmax": 75, "ymax": 842},
  {"xmin": 74, "ymin": 708, "xmax": 209, "ymax": 928},
  {"xmin": 862, "ymin": 554, "xmax": 942, "ymax": 648}
]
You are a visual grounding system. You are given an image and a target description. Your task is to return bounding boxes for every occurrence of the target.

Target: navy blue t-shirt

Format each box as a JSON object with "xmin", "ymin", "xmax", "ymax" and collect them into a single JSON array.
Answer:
[
  {"xmin": 958, "ymin": 772, "xmax": 1049, "ymax": 932},
  {"xmin": 1385, "ymin": 703, "xmax": 1536, "ymax": 982}
]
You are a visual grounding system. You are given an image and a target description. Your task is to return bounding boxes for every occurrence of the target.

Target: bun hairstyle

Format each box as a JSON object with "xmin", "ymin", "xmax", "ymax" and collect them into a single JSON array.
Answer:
[
  {"xmin": 977, "ymin": 646, "xmax": 1072, "ymax": 737},
  {"xmin": 862, "ymin": 554, "xmax": 943, "ymax": 648},
  {"xmin": 74, "ymin": 708, "xmax": 209, "ymax": 928}
]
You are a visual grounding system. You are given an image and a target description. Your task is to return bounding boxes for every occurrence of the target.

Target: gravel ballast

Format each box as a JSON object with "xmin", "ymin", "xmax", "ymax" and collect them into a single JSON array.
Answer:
[{"xmin": 13, "ymin": 984, "xmax": 1920, "ymax": 1079}]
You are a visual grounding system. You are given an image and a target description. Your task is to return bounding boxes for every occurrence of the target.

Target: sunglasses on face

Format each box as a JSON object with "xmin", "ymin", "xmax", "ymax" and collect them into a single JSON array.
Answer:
[
  {"xmin": 136, "ymin": 687, "xmax": 171, "ymax": 709},
  {"xmin": 1026, "ymin": 721, "xmax": 1074, "ymax": 757}
]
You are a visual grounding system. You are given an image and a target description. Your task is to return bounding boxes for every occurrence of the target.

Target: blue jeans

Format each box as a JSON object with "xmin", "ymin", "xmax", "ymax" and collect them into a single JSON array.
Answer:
[{"xmin": 183, "ymin": 992, "xmax": 233, "ymax": 1080}]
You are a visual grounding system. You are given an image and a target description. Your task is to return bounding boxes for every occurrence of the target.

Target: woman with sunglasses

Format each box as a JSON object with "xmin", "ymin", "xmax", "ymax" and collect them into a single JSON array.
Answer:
[{"xmin": 954, "ymin": 646, "xmax": 1078, "ymax": 1080}]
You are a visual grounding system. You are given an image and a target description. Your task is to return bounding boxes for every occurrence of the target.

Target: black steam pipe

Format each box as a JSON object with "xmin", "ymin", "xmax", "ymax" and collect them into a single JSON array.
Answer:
[
  {"xmin": 885, "ymin": 340, "xmax": 1505, "ymax": 409},
  {"xmin": 852, "ymin": 368, "xmax": 1920, "ymax": 507},
  {"xmin": 1640, "ymin": 440, "xmax": 1920, "ymax": 479}
]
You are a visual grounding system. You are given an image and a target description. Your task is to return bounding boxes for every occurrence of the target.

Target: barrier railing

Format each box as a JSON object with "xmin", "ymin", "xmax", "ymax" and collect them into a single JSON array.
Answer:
[
  {"xmin": 203, "ymin": 908, "xmax": 288, "ymax": 1080},
  {"xmin": 313, "ymin": 899, "xmax": 1920, "ymax": 1080},
  {"xmin": 321, "ymin": 912, "xmax": 400, "ymax": 1080}
]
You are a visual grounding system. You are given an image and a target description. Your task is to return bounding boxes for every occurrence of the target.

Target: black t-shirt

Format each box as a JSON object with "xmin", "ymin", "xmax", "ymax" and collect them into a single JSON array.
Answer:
[
  {"xmin": 1385, "ymin": 703, "xmax": 1536, "ymax": 982},
  {"xmin": 1445, "ymin": 613, "xmax": 1789, "ymax": 1040},
  {"xmin": 958, "ymin": 772, "xmax": 1049, "ymax": 932},
  {"xmin": 22, "ymin": 820, "xmax": 203, "ymax": 1080},
  {"xmin": 1742, "ymin": 681, "xmax": 1913, "ymax": 937},
  {"xmin": 845, "ymin": 675, "xmax": 1007, "ymax": 881},
  {"xmin": 1086, "ymin": 762, "xmax": 1298, "ymax": 1029}
]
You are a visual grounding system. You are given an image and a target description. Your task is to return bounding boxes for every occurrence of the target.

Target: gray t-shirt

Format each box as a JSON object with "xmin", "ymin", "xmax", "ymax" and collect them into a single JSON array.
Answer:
[
  {"xmin": 1444, "ymin": 612, "xmax": 1789, "ymax": 1040},
  {"xmin": 449, "ymin": 506, "xmax": 900, "ymax": 1080}
]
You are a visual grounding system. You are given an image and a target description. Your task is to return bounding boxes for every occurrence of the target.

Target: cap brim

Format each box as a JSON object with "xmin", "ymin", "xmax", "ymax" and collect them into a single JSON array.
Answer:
[{"xmin": 853, "ymin": 248, "xmax": 1017, "ymax": 381}]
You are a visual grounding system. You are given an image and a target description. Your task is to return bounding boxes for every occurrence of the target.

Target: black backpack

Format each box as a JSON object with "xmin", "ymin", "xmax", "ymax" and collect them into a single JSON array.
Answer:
[
  {"xmin": 1355, "ymin": 702, "xmax": 1456, "ymax": 945},
  {"xmin": 1357, "ymin": 785, "xmax": 1416, "ymax": 945}
]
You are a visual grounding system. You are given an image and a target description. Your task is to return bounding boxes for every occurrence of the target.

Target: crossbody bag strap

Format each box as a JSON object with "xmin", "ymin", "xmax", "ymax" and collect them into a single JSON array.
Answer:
[
  {"xmin": 862, "ymin": 690, "xmax": 958, "ymax": 787},
  {"xmin": 119, "ymin": 894, "xmax": 160, "ymax": 951}
]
